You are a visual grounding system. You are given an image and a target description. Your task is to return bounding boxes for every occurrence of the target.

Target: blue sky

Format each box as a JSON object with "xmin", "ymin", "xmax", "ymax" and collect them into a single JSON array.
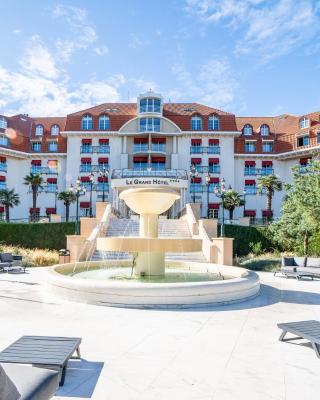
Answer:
[{"xmin": 0, "ymin": 0, "xmax": 319, "ymax": 117}]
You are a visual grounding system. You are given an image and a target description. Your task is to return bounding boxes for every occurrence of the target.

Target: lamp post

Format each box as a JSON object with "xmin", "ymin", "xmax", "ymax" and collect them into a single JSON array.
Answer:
[
  {"xmin": 214, "ymin": 177, "xmax": 227, "ymax": 237},
  {"xmin": 98, "ymin": 167, "xmax": 109, "ymax": 202},
  {"xmin": 243, "ymin": 188, "xmax": 247, "ymax": 217},
  {"xmin": 54, "ymin": 187, "xmax": 59, "ymax": 213},
  {"xmin": 205, "ymin": 172, "xmax": 211, "ymax": 218},
  {"xmin": 70, "ymin": 178, "xmax": 86, "ymax": 235},
  {"xmin": 89, "ymin": 172, "xmax": 94, "ymax": 218},
  {"xmin": 189, "ymin": 164, "xmax": 198, "ymax": 203}
]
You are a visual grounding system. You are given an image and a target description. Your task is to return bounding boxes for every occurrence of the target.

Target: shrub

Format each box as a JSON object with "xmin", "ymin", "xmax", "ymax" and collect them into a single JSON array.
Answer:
[
  {"xmin": 249, "ymin": 241, "xmax": 263, "ymax": 256},
  {"xmin": 0, "ymin": 244, "xmax": 59, "ymax": 267}
]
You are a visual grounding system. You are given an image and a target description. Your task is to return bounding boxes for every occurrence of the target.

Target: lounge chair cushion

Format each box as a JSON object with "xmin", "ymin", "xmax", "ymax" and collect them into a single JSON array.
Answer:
[
  {"xmin": 0, "ymin": 253, "xmax": 13, "ymax": 263},
  {"xmin": 306, "ymin": 258, "xmax": 320, "ymax": 268},
  {"xmin": 0, "ymin": 364, "xmax": 20, "ymax": 400},
  {"xmin": 282, "ymin": 257, "xmax": 295, "ymax": 266},
  {"xmin": 2, "ymin": 363, "xmax": 59, "ymax": 400}
]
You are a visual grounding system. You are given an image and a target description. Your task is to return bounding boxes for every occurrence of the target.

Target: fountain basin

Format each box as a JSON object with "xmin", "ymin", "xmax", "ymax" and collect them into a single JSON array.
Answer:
[{"xmin": 46, "ymin": 261, "xmax": 260, "ymax": 309}]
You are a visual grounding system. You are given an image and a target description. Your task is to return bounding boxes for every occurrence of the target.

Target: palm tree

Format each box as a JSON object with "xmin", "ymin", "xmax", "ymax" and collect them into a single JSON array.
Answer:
[
  {"xmin": 257, "ymin": 175, "xmax": 282, "ymax": 213},
  {"xmin": 0, "ymin": 188, "xmax": 20, "ymax": 222},
  {"xmin": 223, "ymin": 190, "xmax": 245, "ymax": 220},
  {"xmin": 58, "ymin": 190, "xmax": 76, "ymax": 222},
  {"xmin": 23, "ymin": 173, "xmax": 44, "ymax": 221}
]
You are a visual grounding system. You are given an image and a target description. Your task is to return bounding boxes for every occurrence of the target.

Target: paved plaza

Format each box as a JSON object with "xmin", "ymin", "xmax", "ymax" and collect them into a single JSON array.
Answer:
[{"xmin": 0, "ymin": 268, "xmax": 319, "ymax": 400}]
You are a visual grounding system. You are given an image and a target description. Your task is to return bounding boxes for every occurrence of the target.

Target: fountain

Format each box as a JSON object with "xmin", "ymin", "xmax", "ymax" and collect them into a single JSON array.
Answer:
[{"xmin": 47, "ymin": 187, "xmax": 260, "ymax": 308}]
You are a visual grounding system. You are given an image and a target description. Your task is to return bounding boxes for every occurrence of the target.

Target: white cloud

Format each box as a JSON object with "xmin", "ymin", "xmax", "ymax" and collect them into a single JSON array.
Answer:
[
  {"xmin": 131, "ymin": 78, "xmax": 159, "ymax": 93},
  {"xmin": 185, "ymin": 0, "xmax": 320, "ymax": 61},
  {"xmin": 129, "ymin": 34, "xmax": 150, "ymax": 49},
  {"xmin": 13, "ymin": 29, "xmax": 21, "ymax": 35},
  {"xmin": 94, "ymin": 46, "xmax": 109, "ymax": 56}
]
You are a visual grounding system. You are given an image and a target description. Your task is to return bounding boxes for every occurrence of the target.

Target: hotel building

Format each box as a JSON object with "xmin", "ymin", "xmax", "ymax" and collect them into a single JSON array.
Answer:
[{"xmin": 0, "ymin": 91, "xmax": 319, "ymax": 222}]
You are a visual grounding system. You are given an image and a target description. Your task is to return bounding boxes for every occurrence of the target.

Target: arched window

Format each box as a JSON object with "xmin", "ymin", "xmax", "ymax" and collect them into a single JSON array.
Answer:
[
  {"xmin": 299, "ymin": 116, "xmax": 309, "ymax": 129},
  {"xmin": 81, "ymin": 114, "xmax": 93, "ymax": 130},
  {"xmin": 260, "ymin": 124, "xmax": 269, "ymax": 136},
  {"xmin": 0, "ymin": 117, "xmax": 7, "ymax": 129},
  {"xmin": 99, "ymin": 115, "xmax": 110, "ymax": 130},
  {"xmin": 35, "ymin": 125, "xmax": 43, "ymax": 136},
  {"xmin": 191, "ymin": 115, "xmax": 202, "ymax": 130},
  {"xmin": 243, "ymin": 124, "xmax": 253, "ymax": 136},
  {"xmin": 208, "ymin": 115, "xmax": 220, "ymax": 130},
  {"xmin": 51, "ymin": 124, "xmax": 60, "ymax": 135}
]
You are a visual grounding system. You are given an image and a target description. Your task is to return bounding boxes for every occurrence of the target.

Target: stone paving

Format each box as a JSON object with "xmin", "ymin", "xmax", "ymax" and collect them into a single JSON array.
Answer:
[{"xmin": 0, "ymin": 268, "xmax": 319, "ymax": 400}]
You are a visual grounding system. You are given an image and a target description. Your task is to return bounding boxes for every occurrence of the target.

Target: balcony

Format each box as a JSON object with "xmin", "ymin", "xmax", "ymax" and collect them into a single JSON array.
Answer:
[
  {"xmin": 133, "ymin": 144, "xmax": 149, "ymax": 153},
  {"xmin": 79, "ymin": 164, "xmax": 110, "ymax": 173},
  {"xmin": 190, "ymin": 184, "xmax": 220, "ymax": 193},
  {"xmin": 133, "ymin": 143, "xmax": 167, "ymax": 153},
  {"xmin": 244, "ymin": 168, "xmax": 274, "ymax": 176},
  {"xmin": 30, "ymin": 166, "xmax": 58, "ymax": 175},
  {"xmin": 190, "ymin": 146, "xmax": 220, "ymax": 154},
  {"xmin": 0, "ymin": 183, "xmax": 6, "ymax": 190},
  {"xmin": 80, "ymin": 145, "xmax": 110, "ymax": 153},
  {"xmin": 194, "ymin": 165, "xmax": 221, "ymax": 174},
  {"xmin": 0, "ymin": 164, "xmax": 7, "ymax": 172},
  {"xmin": 96, "ymin": 183, "xmax": 109, "ymax": 192},
  {"xmin": 151, "ymin": 143, "xmax": 166, "ymax": 153},
  {"xmin": 112, "ymin": 168, "xmax": 188, "ymax": 179}
]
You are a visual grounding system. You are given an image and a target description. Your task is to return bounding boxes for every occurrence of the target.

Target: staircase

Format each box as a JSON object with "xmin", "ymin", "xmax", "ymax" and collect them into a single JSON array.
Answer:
[{"xmin": 91, "ymin": 217, "xmax": 206, "ymax": 262}]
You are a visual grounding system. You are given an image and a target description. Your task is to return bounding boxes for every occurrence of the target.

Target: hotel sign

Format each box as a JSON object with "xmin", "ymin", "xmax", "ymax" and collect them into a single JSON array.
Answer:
[{"xmin": 111, "ymin": 177, "xmax": 188, "ymax": 189}]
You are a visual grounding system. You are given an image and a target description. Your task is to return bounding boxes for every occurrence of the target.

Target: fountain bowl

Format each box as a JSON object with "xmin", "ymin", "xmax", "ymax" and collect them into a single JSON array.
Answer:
[{"xmin": 46, "ymin": 260, "xmax": 260, "ymax": 309}]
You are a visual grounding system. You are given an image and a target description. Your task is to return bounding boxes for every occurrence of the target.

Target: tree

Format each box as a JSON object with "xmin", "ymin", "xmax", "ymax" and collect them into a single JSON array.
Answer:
[
  {"xmin": 257, "ymin": 174, "xmax": 282, "ymax": 212},
  {"xmin": 58, "ymin": 190, "xmax": 76, "ymax": 222},
  {"xmin": 270, "ymin": 159, "xmax": 320, "ymax": 256},
  {"xmin": 23, "ymin": 173, "xmax": 44, "ymax": 221},
  {"xmin": 223, "ymin": 190, "xmax": 244, "ymax": 220},
  {"xmin": 0, "ymin": 188, "xmax": 20, "ymax": 222}
]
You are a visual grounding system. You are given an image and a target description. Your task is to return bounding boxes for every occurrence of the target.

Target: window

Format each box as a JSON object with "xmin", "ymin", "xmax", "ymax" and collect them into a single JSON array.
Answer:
[
  {"xmin": 208, "ymin": 115, "xmax": 220, "ymax": 130},
  {"xmin": 81, "ymin": 114, "xmax": 93, "ymax": 130},
  {"xmin": 244, "ymin": 161, "xmax": 256, "ymax": 175},
  {"xmin": 299, "ymin": 116, "xmax": 309, "ymax": 129},
  {"xmin": 297, "ymin": 135, "xmax": 309, "ymax": 147},
  {"xmin": 99, "ymin": 115, "xmax": 110, "ymax": 130},
  {"xmin": 0, "ymin": 136, "xmax": 9, "ymax": 146},
  {"xmin": 191, "ymin": 115, "xmax": 202, "ymax": 130},
  {"xmin": 51, "ymin": 125, "xmax": 59, "ymax": 135},
  {"xmin": 244, "ymin": 180, "xmax": 256, "ymax": 195},
  {"xmin": 0, "ymin": 117, "xmax": 7, "ymax": 129},
  {"xmin": 318, "ymin": 132, "xmax": 320, "ymax": 144},
  {"xmin": 48, "ymin": 142, "xmax": 58, "ymax": 152},
  {"xmin": 260, "ymin": 124, "xmax": 269, "ymax": 136},
  {"xmin": 243, "ymin": 124, "xmax": 253, "ymax": 136},
  {"xmin": 35, "ymin": 125, "xmax": 43, "ymax": 136},
  {"xmin": 140, "ymin": 98, "xmax": 161, "ymax": 113},
  {"xmin": 245, "ymin": 142, "xmax": 256, "ymax": 152},
  {"xmin": 31, "ymin": 142, "xmax": 42, "ymax": 152},
  {"xmin": 139, "ymin": 117, "xmax": 160, "ymax": 132},
  {"xmin": 208, "ymin": 209, "xmax": 219, "ymax": 219},
  {"xmin": 262, "ymin": 142, "xmax": 273, "ymax": 152}
]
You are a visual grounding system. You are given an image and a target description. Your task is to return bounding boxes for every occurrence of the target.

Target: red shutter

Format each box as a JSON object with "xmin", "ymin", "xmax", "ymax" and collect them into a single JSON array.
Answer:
[
  {"xmin": 208, "ymin": 139, "xmax": 219, "ymax": 145},
  {"xmin": 191, "ymin": 158, "xmax": 201, "ymax": 164},
  {"xmin": 193, "ymin": 177, "xmax": 202, "ymax": 183},
  {"xmin": 82, "ymin": 139, "xmax": 92, "ymax": 144},
  {"xmin": 262, "ymin": 210, "xmax": 273, "ymax": 217},
  {"xmin": 245, "ymin": 161, "xmax": 255, "ymax": 166},
  {"xmin": 133, "ymin": 156, "xmax": 148, "ymax": 162},
  {"xmin": 134, "ymin": 137, "xmax": 148, "ymax": 144},
  {"xmin": 300, "ymin": 157, "xmax": 311, "ymax": 164},
  {"xmin": 0, "ymin": 206, "xmax": 4, "ymax": 212},
  {"xmin": 152, "ymin": 137, "xmax": 166, "ymax": 143},
  {"xmin": 47, "ymin": 178, "xmax": 57, "ymax": 183},
  {"xmin": 208, "ymin": 158, "xmax": 219, "ymax": 164},
  {"xmin": 80, "ymin": 202, "xmax": 90, "ymax": 208},
  {"xmin": 29, "ymin": 208, "xmax": 40, "ymax": 213},
  {"xmin": 98, "ymin": 157, "xmax": 108, "ymax": 163},
  {"xmin": 244, "ymin": 210, "xmax": 256, "ymax": 217},
  {"xmin": 0, "ymin": 176, "xmax": 6, "ymax": 181},
  {"xmin": 151, "ymin": 156, "xmax": 165, "ymax": 162},
  {"xmin": 81, "ymin": 157, "xmax": 91, "ymax": 163},
  {"xmin": 208, "ymin": 203, "xmax": 220, "ymax": 209},
  {"xmin": 80, "ymin": 176, "xmax": 90, "ymax": 182},
  {"xmin": 191, "ymin": 139, "xmax": 202, "ymax": 145},
  {"xmin": 99, "ymin": 138, "xmax": 109, "ymax": 144},
  {"xmin": 31, "ymin": 160, "xmax": 41, "ymax": 165},
  {"xmin": 262, "ymin": 161, "xmax": 273, "ymax": 166},
  {"xmin": 98, "ymin": 176, "xmax": 108, "ymax": 182},
  {"xmin": 245, "ymin": 179, "xmax": 256, "ymax": 185},
  {"xmin": 46, "ymin": 208, "xmax": 56, "ymax": 215},
  {"xmin": 210, "ymin": 177, "xmax": 219, "ymax": 183},
  {"xmin": 0, "ymin": 156, "xmax": 6, "ymax": 162}
]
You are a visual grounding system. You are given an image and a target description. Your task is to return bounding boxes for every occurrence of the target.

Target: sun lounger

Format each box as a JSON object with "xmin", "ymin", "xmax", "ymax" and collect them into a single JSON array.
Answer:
[
  {"xmin": 274, "ymin": 257, "xmax": 320, "ymax": 280},
  {"xmin": 277, "ymin": 320, "xmax": 320, "ymax": 358},
  {"xmin": 0, "ymin": 336, "xmax": 82, "ymax": 386},
  {"xmin": 0, "ymin": 253, "xmax": 26, "ymax": 273}
]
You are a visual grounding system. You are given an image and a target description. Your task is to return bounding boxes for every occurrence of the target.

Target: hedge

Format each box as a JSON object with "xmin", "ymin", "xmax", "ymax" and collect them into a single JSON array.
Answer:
[
  {"xmin": 224, "ymin": 224, "xmax": 277, "ymax": 256},
  {"xmin": 0, "ymin": 222, "xmax": 76, "ymax": 250}
]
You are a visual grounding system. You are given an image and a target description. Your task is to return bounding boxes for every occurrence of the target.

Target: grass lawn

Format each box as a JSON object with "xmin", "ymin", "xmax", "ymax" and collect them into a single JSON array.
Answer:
[{"xmin": 236, "ymin": 253, "xmax": 281, "ymax": 272}]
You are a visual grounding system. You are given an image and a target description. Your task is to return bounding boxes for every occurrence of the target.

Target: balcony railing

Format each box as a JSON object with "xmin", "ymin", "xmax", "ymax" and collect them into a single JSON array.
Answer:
[
  {"xmin": 112, "ymin": 168, "xmax": 188, "ymax": 179},
  {"xmin": 30, "ymin": 166, "xmax": 58, "ymax": 175},
  {"xmin": 151, "ymin": 143, "xmax": 166, "ymax": 152},
  {"xmin": 194, "ymin": 165, "xmax": 221, "ymax": 174},
  {"xmin": 190, "ymin": 146, "xmax": 220, "ymax": 154},
  {"xmin": 190, "ymin": 184, "xmax": 220, "ymax": 193},
  {"xmin": 0, "ymin": 164, "xmax": 7, "ymax": 172},
  {"xmin": 80, "ymin": 145, "xmax": 110, "ymax": 153},
  {"xmin": 0, "ymin": 183, "xmax": 6, "ymax": 190},
  {"xmin": 133, "ymin": 144, "xmax": 148, "ymax": 153},
  {"xmin": 244, "ymin": 168, "xmax": 274, "ymax": 176},
  {"xmin": 79, "ymin": 164, "xmax": 110, "ymax": 173}
]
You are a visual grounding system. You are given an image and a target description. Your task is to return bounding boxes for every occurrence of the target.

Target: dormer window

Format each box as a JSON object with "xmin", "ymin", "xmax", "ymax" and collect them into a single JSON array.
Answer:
[
  {"xmin": 139, "ymin": 117, "xmax": 160, "ymax": 132},
  {"xmin": 140, "ymin": 98, "xmax": 161, "ymax": 113},
  {"xmin": 191, "ymin": 115, "xmax": 202, "ymax": 130},
  {"xmin": 0, "ymin": 117, "xmax": 7, "ymax": 129},
  {"xmin": 300, "ymin": 116, "xmax": 309, "ymax": 129},
  {"xmin": 208, "ymin": 115, "xmax": 220, "ymax": 130},
  {"xmin": 99, "ymin": 115, "xmax": 110, "ymax": 130},
  {"xmin": 82, "ymin": 114, "xmax": 93, "ymax": 130},
  {"xmin": 35, "ymin": 125, "xmax": 43, "ymax": 136},
  {"xmin": 51, "ymin": 124, "xmax": 60, "ymax": 135},
  {"xmin": 243, "ymin": 124, "xmax": 253, "ymax": 136},
  {"xmin": 260, "ymin": 124, "xmax": 269, "ymax": 136}
]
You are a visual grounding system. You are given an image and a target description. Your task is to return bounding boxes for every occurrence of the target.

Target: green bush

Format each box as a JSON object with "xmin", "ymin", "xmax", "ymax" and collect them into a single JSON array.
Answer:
[
  {"xmin": 223, "ymin": 225, "xmax": 276, "ymax": 256},
  {"xmin": 0, "ymin": 222, "xmax": 75, "ymax": 250}
]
